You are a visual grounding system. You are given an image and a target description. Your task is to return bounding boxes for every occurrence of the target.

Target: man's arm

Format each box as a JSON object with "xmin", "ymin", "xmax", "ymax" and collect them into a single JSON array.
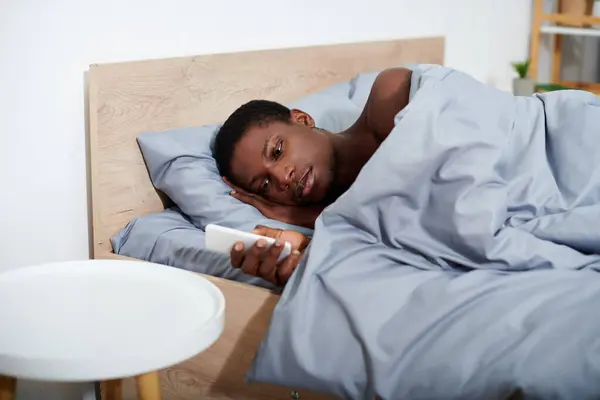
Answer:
[{"xmin": 362, "ymin": 67, "xmax": 413, "ymax": 142}]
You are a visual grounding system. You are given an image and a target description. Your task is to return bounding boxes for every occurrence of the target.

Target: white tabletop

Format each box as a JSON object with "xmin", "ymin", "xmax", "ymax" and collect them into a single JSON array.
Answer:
[{"xmin": 0, "ymin": 259, "xmax": 225, "ymax": 381}]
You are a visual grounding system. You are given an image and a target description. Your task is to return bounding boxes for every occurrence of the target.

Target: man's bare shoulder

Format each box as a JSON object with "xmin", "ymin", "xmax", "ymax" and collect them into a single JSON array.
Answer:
[{"xmin": 364, "ymin": 67, "xmax": 413, "ymax": 141}]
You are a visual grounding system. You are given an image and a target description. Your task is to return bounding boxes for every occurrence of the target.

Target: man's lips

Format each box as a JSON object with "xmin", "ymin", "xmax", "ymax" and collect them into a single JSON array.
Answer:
[
  {"xmin": 303, "ymin": 168, "xmax": 314, "ymax": 198},
  {"xmin": 295, "ymin": 167, "xmax": 313, "ymax": 201}
]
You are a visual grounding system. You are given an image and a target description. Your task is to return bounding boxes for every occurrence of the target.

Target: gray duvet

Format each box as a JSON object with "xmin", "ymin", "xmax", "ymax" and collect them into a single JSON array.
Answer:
[{"xmin": 247, "ymin": 65, "xmax": 600, "ymax": 399}]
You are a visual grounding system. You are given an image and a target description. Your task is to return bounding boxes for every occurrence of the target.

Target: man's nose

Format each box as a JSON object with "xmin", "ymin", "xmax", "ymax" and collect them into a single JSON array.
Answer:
[{"xmin": 273, "ymin": 165, "xmax": 295, "ymax": 189}]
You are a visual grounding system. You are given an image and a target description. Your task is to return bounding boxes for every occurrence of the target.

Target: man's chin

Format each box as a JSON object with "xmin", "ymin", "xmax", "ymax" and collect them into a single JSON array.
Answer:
[{"xmin": 321, "ymin": 182, "xmax": 345, "ymax": 206}]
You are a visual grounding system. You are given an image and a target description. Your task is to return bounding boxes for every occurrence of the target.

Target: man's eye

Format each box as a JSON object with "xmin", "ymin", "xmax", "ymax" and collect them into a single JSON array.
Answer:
[
  {"xmin": 260, "ymin": 178, "xmax": 270, "ymax": 193},
  {"xmin": 272, "ymin": 140, "xmax": 283, "ymax": 159}
]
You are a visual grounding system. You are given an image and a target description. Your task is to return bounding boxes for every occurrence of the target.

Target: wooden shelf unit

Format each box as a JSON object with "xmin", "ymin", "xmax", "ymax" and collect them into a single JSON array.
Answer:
[{"xmin": 529, "ymin": 0, "xmax": 600, "ymax": 93}]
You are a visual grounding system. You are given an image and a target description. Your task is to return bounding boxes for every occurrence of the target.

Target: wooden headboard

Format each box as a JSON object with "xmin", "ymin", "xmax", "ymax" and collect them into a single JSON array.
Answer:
[{"xmin": 88, "ymin": 37, "xmax": 445, "ymax": 259}]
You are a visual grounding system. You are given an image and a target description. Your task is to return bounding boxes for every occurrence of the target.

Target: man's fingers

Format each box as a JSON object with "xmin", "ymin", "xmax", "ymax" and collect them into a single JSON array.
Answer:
[
  {"xmin": 223, "ymin": 176, "xmax": 243, "ymax": 192},
  {"xmin": 252, "ymin": 225, "xmax": 283, "ymax": 239},
  {"xmin": 230, "ymin": 189, "xmax": 258, "ymax": 206},
  {"xmin": 252, "ymin": 225, "xmax": 269, "ymax": 235},
  {"xmin": 230, "ymin": 233, "xmax": 302, "ymax": 286},
  {"xmin": 241, "ymin": 239, "xmax": 267, "ymax": 276},
  {"xmin": 258, "ymin": 240, "xmax": 284, "ymax": 279},
  {"xmin": 276, "ymin": 250, "xmax": 302, "ymax": 286},
  {"xmin": 230, "ymin": 242, "xmax": 245, "ymax": 268},
  {"xmin": 223, "ymin": 176, "xmax": 254, "ymax": 199}
]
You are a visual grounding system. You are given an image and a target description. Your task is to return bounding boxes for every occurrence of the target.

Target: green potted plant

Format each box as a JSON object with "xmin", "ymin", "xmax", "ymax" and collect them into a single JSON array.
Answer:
[{"xmin": 512, "ymin": 59, "xmax": 535, "ymax": 96}]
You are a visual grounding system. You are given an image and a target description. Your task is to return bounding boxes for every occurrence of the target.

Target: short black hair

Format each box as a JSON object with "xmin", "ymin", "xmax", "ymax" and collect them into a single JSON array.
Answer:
[{"xmin": 213, "ymin": 99, "xmax": 291, "ymax": 183}]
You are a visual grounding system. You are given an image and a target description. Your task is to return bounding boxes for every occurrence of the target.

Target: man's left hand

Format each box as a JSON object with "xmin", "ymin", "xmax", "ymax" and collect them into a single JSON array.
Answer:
[{"xmin": 230, "ymin": 226, "xmax": 310, "ymax": 286}]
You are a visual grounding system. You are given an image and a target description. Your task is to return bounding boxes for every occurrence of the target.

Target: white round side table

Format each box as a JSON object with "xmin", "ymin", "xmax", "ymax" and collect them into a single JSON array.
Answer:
[{"xmin": 0, "ymin": 259, "xmax": 225, "ymax": 400}]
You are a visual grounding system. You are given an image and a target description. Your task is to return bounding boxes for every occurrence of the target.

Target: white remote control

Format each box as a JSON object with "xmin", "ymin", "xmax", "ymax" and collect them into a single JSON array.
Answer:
[{"xmin": 205, "ymin": 224, "xmax": 292, "ymax": 263}]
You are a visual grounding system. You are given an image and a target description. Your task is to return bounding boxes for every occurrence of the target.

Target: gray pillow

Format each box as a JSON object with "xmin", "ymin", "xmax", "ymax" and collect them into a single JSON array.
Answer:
[
  {"xmin": 137, "ymin": 79, "xmax": 364, "ymax": 234},
  {"xmin": 111, "ymin": 207, "xmax": 277, "ymax": 290}
]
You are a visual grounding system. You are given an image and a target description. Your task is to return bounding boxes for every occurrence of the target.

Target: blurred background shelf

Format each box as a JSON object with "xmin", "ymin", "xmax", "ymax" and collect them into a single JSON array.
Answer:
[
  {"xmin": 530, "ymin": 0, "xmax": 600, "ymax": 94},
  {"xmin": 541, "ymin": 25, "xmax": 600, "ymax": 36},
  {"xmin": 535, "ymin": 81, "xmax": 600, "ymax": 91}
]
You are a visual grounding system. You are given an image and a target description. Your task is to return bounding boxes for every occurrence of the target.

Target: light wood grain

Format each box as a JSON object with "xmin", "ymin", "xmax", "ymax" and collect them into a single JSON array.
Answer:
[
  {"xmin": 557, "ymin": 0, "xmax": 595, "ymax": 27},
  {"xmin": 552, "ymin": 35, "xmax": 563, "ymax": 83},
  {"xmin": 89, "ymin": 38, "xmax": 445, "ymax": 399},
  {"xmin": 542, "ymin": 11, "xmax": 600, "ymax": 25},
  {"xmin": 135, "ymin": 372, "xmax": 161, "ymax": 400},
  {"xmin": 102, "ymin": 379, "xmax": 123, "ymax": 400},
  {"xmin": 529, "ymin": 0, "xmax": 543, "ymax": 80},
  {"xmin": 0, "ymin": 376, "xmax": 16, "ymax": 400}
]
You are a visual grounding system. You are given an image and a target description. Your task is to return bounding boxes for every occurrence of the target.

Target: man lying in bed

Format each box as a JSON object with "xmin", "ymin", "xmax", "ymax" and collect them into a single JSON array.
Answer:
[{"xmin": 213, "ymin": 67, "xmax": 413, "ymax": 286}]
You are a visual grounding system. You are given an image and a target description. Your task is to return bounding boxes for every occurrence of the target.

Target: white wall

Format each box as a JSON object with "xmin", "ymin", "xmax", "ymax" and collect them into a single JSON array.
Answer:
[
  {"xmin": 0, "ymin": 0, "xmax": 531, "ymax": 271},
  {"xmin": 1, "ymin": 0, "xmax": 530, "ymax": 398}
]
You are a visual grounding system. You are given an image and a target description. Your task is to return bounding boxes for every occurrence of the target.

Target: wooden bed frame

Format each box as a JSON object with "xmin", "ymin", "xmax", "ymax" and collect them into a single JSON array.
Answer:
[{"xmin": 88, "ymin": 36, "xmax": 444, "ymax": 399}]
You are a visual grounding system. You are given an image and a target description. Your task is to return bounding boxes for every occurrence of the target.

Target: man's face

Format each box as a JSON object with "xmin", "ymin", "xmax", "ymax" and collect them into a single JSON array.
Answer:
[{"xmin": 229, "ymin": 110, "xmax": 336, "ymax": 206}]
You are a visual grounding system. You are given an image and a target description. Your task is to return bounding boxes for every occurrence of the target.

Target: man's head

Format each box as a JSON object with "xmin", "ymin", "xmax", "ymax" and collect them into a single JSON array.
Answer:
[{"xmin": 214, "ymin": 100, "xmax": 337, "ymax": 206}]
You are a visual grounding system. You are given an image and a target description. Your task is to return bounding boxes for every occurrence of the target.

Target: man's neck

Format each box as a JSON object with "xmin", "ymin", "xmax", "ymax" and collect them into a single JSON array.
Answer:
[{"xmin": 328, "ymin": 129, "xmax": 382, "ymax": 200}]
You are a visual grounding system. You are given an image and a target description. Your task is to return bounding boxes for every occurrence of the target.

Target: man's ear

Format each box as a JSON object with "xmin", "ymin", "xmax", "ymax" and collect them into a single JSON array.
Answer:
[{"xmin": 290, "ymin": 109, "xmax": 315, "ymax": 127}]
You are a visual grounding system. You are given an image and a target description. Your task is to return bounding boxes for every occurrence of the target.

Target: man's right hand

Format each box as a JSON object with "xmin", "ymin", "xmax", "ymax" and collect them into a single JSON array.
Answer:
[
  {"xmin": 224, "ymin": 177, "xmax": 322, "ymax": 229},
  {"xmin": 230, "ymin": 226, "xmax": 311, "ymax": 286}
]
